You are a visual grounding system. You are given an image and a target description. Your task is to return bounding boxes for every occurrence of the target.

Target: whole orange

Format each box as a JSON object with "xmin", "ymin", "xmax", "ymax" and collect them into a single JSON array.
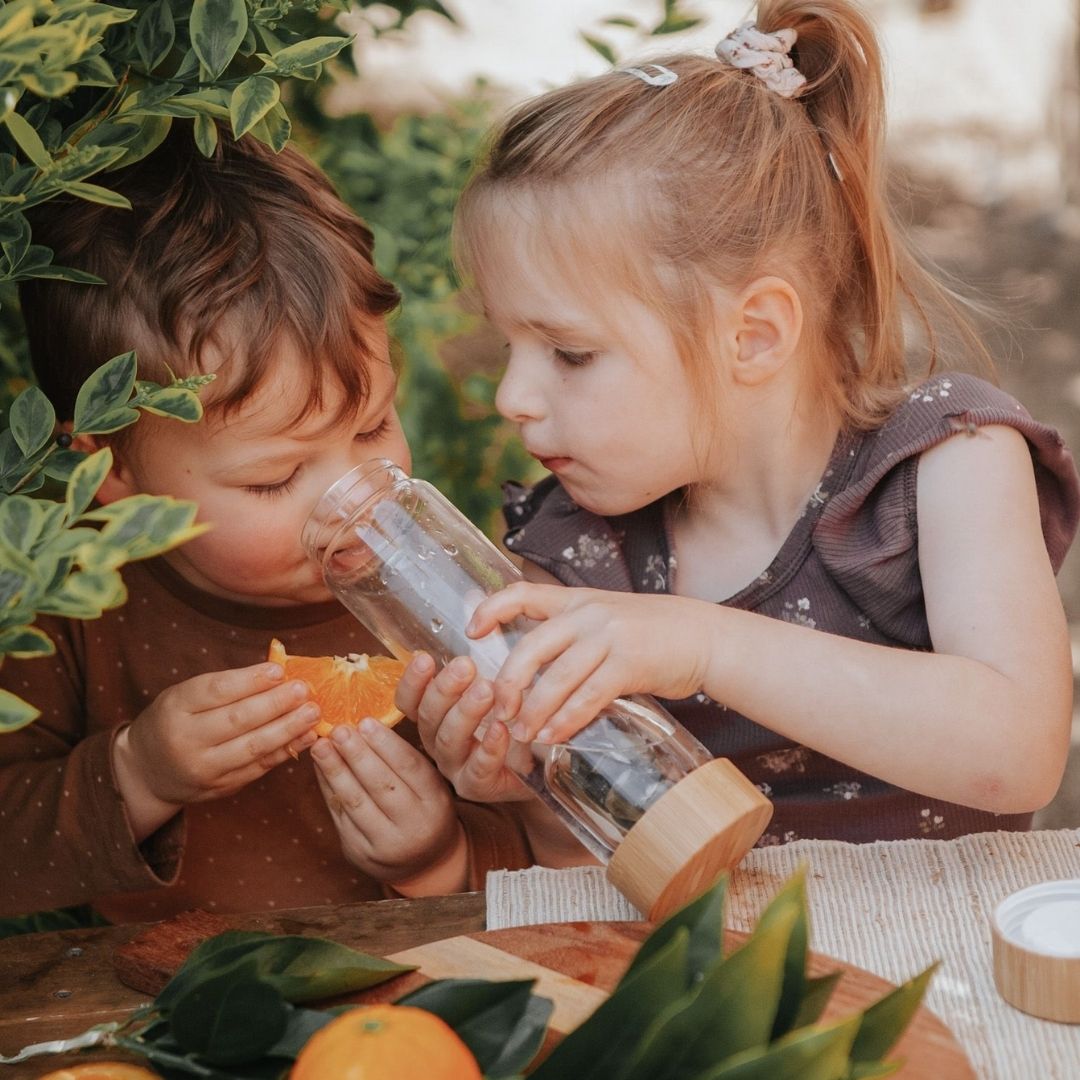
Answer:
[
  {"xmin": 290, "ymin": 1004, "xmax": 482, "ymax": 1080},
  {"xmin": 35, "ymin": 1064, "xmax": 159, "ymax": 1080}
]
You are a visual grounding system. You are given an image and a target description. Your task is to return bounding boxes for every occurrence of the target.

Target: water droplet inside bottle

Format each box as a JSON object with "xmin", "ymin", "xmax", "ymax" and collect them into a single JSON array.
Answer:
[
  {"xmin": 443, "ymin": 543, "xmax": 458, "ymax": 556},
  {"xmin": 430, "ymin": 617, "xmax": 444, "ymax": 634},
  {"xmin": 417, "ymin": 547, "xmax": 432, "ymax": 561}
]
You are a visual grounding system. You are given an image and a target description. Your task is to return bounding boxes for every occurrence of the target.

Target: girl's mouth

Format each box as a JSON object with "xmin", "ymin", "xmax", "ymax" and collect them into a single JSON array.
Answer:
[{"xmin": 536, "ymin": 456, "xmax": 573, "ymax": 472}]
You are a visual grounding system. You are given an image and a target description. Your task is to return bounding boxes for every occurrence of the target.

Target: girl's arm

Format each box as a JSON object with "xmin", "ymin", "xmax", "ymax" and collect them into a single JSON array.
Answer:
[{"xmin": 475, "ymin": 425, "xmax": 1072, "ymax": 815}]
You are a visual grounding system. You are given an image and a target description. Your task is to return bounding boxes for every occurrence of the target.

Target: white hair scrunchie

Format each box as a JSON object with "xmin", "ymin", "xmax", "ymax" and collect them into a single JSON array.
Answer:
[{"xmin": 715, "ymin": 21, "xmax": 807, "ymax": 99}]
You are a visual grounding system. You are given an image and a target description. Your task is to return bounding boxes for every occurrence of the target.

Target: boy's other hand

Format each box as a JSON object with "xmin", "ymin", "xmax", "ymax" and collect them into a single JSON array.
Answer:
[
  {"xmin": 397, "ymin": 653, "xmax": 535, "ymax": 804},
  {"xmin": 114, "ymin": 662, "xmax": 322, "ymax": 837},
  {"xmin": 311, "ymin": 718, "xmax": 467, "ymax": 894}
]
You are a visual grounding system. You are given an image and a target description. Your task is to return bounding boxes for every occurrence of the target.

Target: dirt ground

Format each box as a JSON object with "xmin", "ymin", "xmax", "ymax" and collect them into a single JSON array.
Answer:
[{"xmin": 903, "ymin": 182, "xmax": 1080, "ymax": 828}]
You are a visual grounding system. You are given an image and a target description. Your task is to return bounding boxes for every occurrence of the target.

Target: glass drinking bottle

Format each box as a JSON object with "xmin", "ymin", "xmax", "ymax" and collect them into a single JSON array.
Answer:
[
  {"xmin": 301, "ymin": 459, "xmax": 722, "ymax": 863},
  {"xmin": 304, "ymin": 460, "xmax": 773, "ymax": 915}
]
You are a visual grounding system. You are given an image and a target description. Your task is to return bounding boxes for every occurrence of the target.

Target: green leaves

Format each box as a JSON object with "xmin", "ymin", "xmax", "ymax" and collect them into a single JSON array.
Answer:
[
  {"xmin": 530, "ymin": 872, "xmax": 931, "ymax": 1080},
  {"xmin": 190, "ymin": 0, "xmax": 248, "ymax": 81},
  {"xmin": 135, "ymin": 0, "xmax": 175, "ymax": 73},
  {"xmin": 73, "ymin": 351, "xmax": 136, "ymax": 433},
  {"xmin": 8, "ymin": 384, "xmax": 53, "ymax": 456},
  {"xmin": 156, "ymin": 931, "xmax": 417, "ymax": 1011},
  {"xmin": 169, "ymin": 976, "xmax": 289, "ymax": 1065},
  {"xmin": 230, "ymin": 76, "xmax": 279, "ymax": 139}
]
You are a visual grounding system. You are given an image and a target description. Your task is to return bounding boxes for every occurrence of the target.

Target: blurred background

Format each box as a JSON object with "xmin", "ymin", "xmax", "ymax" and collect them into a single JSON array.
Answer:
[{"xmin": 5, "ymin": 0, "xmax": 1078, "ymax": 822}]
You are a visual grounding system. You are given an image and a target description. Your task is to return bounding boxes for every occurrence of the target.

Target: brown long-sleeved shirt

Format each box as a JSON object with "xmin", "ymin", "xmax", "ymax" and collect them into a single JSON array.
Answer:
[{"xmin": 0, "ymin": 556, "xmax": 531, "ymax": 921}]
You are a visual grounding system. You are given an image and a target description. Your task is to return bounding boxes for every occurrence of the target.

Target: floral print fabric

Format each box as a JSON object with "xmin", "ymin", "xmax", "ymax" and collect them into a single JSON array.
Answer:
[{"xmin": 503, "ymin": 374, "xmax": 1080, "ymax": 843}]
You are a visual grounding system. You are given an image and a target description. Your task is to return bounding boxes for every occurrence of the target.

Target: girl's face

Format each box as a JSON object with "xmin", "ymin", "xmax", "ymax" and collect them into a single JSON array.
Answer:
[{"xmin": 487, "ymin": 265, "xmax": 714, "ymax": 518}]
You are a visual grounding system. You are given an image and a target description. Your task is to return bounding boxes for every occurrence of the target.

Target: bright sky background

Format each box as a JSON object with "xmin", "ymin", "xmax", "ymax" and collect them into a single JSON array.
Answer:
[{"xmin": 334, "ymin": 0, "xmax": 1077, "ymax": 205}]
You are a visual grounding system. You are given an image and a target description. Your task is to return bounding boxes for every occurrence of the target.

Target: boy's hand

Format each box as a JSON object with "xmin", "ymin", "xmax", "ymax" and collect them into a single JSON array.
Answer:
[
  {"xmin": 396, "ymin": 653, "xmax": 535, "ymax": 804},
  {"xmin": 311, "ymin": 718, "xmax": 467, "ymax": 893},
  {"xmin": 115, "ymin": 662, "xmax": 322, "ymax": 833}
]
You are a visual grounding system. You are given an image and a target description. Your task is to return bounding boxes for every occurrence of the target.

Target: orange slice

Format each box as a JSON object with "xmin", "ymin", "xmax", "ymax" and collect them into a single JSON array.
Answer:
[{"xmin": 268, "ymin": 638, "xmax": 408, "ymax": 737}]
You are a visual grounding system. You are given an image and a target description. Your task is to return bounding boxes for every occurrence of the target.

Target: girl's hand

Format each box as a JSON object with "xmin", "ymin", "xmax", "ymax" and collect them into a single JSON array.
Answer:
[
  {"xmin": 311, "ymin": 718, "xmax": 467, "ymax": 893},
  {"xmin": 114, "ymin": 662, "xmax": 322, "ymax": 837},
  {"xmin": 395, "ymin": 653, "xmax": 535, "ymax": 803},
  {"xmin": 466, "ymin": 584, "xmax": 711, "ymax": 744}
]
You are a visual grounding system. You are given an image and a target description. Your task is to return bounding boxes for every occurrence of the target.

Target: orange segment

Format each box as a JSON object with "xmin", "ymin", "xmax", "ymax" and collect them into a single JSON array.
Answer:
[{"xmin": 268, "ymin": 638, "xmax": 408, "ymax": 738}]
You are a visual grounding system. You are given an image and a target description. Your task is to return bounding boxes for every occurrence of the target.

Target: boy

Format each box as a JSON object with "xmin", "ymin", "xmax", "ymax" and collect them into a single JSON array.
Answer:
[{"xmin": 0, "ymin": 126, "xmax": 531, "ymax": 922}]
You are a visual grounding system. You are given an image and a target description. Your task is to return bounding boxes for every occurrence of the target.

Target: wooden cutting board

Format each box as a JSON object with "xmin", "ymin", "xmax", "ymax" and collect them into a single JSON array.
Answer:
[{"xmin": 346, "ymin": 921, "xmax": 976, "ymax": 1078}]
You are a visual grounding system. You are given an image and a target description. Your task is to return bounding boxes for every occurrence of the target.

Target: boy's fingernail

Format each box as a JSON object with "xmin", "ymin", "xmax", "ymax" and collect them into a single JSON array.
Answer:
[
  {"xmin": 536, "ymin": 726, "xmax": 556, "ymax": 743},
  {"xmin": 449, "ymin": 656, "xmax": 471, "ymax": 679},
  {"xmin": 300, "ymin": 702, "xmax": 320, "ymax": 721},
  {"xmin": 465, "ymin": 616, "xmax": 478, "ymax": 636},
  {"xmin": 290, "ymin": 681, "xmax": 309, "ymax": 701},
  {"xmin": 359, "ymin": 717, "xmax": 379, "ymax": 735},
  {"xmin": 466, "ymin": 681, "xmax": 491, "ymax": 702},
  {"xmin": 265, "ymin": 663, "xmax": 284, "ymax": 680},
  {"xmin": 511, "ymin": 722, "xmax": 530, "ymax": 741},
  {"xmin": 331, "ymin": 725, "xmax": 352, "ymax": 745},
  {"xmin": 311, "ymin": 739, "xmax": 332, "ymax": 759},
  {"xmin": 412, "ymin": 653, "xmax": 434, "ymax": 674}
]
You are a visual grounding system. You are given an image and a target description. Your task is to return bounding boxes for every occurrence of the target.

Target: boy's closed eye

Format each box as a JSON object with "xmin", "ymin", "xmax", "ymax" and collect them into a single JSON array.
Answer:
[{"xmin": 243, "ymin": 417, "xmax": 396, "ymax": 498}]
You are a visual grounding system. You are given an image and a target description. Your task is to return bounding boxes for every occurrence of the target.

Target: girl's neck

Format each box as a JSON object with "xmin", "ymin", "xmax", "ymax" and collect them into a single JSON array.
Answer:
[{"xmin": 672, "ymin": 377, "xmax": 841, "ymax": 601}]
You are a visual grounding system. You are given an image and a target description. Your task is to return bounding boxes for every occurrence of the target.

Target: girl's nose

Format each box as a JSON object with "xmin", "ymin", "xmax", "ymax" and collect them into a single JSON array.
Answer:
[{"xmin": 495, "ymin": 354, "xmax": 545, "ymax": 424}]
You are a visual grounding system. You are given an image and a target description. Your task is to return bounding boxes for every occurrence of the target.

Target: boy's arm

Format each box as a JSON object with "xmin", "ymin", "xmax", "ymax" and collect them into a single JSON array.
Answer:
[{"xmin": 0, "ymin": 616, "xmax": 182, "ymax": 917}]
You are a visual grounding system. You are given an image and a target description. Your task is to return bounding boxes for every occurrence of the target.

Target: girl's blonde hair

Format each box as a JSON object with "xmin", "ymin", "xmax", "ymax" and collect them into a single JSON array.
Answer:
[{"xmin": 455, "ymin": 0, "xmax": 992, "ymax": 429}]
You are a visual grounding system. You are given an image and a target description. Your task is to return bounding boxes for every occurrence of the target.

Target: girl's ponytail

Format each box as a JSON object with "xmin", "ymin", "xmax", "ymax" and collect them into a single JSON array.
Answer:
[
  {"xmin": 758, "ymin": 0, "xmax": 991, "ymax": 418},
  {"xmin": 458, "ymin": 0, "xmax": 991, "ymax": 429}
]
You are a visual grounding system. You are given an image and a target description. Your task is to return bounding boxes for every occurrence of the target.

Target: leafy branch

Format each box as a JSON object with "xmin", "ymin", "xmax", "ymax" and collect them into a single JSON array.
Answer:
[{"xmin": 0, "ymin": 352, "xmax": 213, "ymax": 731}]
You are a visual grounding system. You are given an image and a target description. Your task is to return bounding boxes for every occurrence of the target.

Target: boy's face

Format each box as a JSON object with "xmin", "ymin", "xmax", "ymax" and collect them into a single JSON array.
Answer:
[{"xmin": 110, "ymin": 332, "xmax": 410, "ymax": 607}]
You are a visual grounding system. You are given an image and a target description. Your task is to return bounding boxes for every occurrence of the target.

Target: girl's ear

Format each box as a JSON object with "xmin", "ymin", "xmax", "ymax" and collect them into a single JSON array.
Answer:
[
  {"xmin": 729, "ymin": 276, "xmax": 803, "ymax": 387},
  {"xmin": 69, "ymin": 431, "xmax": 140, "ymax": 506}
]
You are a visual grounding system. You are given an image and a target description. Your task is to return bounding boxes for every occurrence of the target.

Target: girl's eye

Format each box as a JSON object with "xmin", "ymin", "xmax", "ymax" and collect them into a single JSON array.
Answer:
[
  {"xmin": 245, "ymin": 471, "xmax": 299, "ymax": 498},
  {"xmin": 354, "ymin": 417, "xmax": 392, "ymax": 444},
  {"xmin": 553, "ymin": 347, "xmax": 596, "ymax": 367}
]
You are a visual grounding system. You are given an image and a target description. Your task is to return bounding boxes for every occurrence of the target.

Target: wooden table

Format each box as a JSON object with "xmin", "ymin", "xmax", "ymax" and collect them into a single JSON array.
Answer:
[{"xmin": 0, "ymin": 891, "xmax": 486, "ymax": 1077}]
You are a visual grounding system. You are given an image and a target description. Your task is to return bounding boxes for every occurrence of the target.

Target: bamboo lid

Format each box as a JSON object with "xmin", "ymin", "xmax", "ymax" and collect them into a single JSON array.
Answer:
[
  {"xmin": 605, "ymin": 757, "xmax": 773, "ymax": 921},
  {"xmin": 991, "ymin": 879, "xmax": 1080, "ymax": 1024}
]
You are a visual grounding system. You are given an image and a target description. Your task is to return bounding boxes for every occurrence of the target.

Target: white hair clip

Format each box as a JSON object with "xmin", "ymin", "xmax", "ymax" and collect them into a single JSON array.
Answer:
[
  {"xmin": 621, "ymin": 63, "xmax": 678, "ymax": 87},
  {"xmin": 715, "ymin": 21, "xmax": 806, "ymax": 98}
]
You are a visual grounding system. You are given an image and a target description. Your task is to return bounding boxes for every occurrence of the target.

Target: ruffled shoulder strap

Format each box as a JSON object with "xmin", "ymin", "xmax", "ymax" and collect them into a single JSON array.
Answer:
[
  {"xmin": 813, "ymin": 372, "xmax": 1080, "ymax": 644},
  {"xmin": 502, "ymin": 476, "xmax": 634, "ymax": 590}
]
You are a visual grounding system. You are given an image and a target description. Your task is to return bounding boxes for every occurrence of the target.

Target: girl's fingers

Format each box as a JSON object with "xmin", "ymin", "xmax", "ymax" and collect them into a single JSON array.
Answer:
[
  {"xmin": 180, "ymin": 662, "xmax": 287, "ymax": 711},
  {"xmin": 394, "ymin": 652, "xmax": 436, "ymax": 718},
  {"xmin": 488, "ymin": 619, "xmax": 581, "ymax": 729},
  {"xmin": 466, "ymin": 582, "xmax": 568, "ymax": 637},
  {"xmin": 535, "ymin": 667, "xmax": 623, "ymax": 744},
  {"xmin": 511, "ymin": 641, "xmax": 609, "ymax": 741}
]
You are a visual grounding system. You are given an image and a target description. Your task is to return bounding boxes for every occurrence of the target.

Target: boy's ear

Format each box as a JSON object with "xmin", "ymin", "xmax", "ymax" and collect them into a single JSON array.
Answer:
[
  {"xmin": 729, "ymin": 276, "xmax": 803, "ymax": 387},
  {"xmin": 69, "ymin": 431, "xmax": 140, "ymax": 506}
]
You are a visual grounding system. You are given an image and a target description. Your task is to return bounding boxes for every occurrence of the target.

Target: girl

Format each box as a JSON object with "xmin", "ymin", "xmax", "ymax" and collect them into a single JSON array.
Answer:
[{"xmin": 396, "ymin": 0, "xmax": 1080, "ymax": 853}]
